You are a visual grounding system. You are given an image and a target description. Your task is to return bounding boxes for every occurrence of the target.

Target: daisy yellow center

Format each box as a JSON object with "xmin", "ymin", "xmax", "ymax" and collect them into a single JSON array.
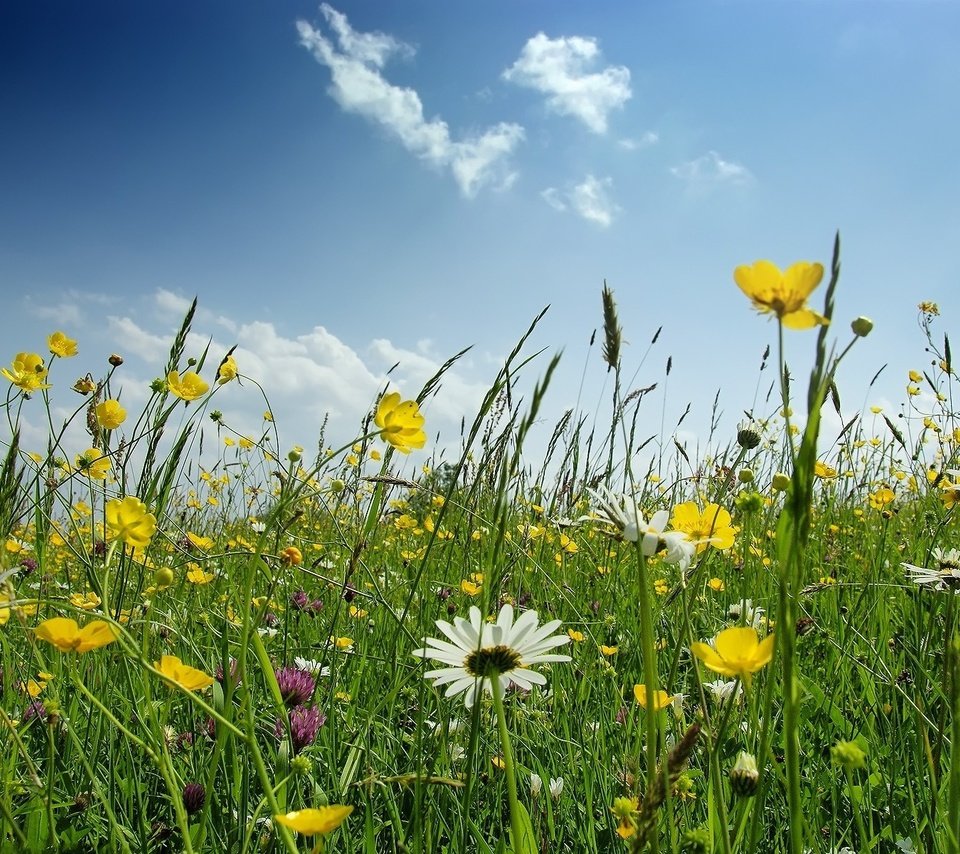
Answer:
[{"xmin": 464, "ymin": 644, "xmax": 523, "ymax": 678}]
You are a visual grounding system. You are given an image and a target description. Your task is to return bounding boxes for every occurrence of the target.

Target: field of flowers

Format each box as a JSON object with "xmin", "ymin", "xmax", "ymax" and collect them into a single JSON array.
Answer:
[{"xmin": 1, "ymin": 239, "xmax": 958, "ymax": 853}]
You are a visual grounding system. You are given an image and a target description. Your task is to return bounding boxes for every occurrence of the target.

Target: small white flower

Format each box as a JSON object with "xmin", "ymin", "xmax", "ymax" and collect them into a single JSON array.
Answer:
[
  {"xmin": 294, "ymin": 656, "xmax": 330, "ymax": 677},
  {"xmin": 412, "ymin": 604, "xmax": 572, "ymax": 708},
  {"xmin": 257, "ymin": 627, "xmax": 278, "ymax": 639},
  {"xmin": 449, "ymin": 745, "xmax": 465, "ymax": 762},
  {"xmin": 703, "ymin": 679, "xmax": 743, "ymax": 703},
  {"xmin": 250, "ymin": 521, "xmax": 266, "ymax": 533},
  {"xmin": 903, "ymin": 548, "xmax": 960, "ymax": 593},
  {"xmin": 530, "ymin": 773, "xmax": 543, "ymax": 798},
  {"xmin": 549, "ymin": 777, "xmax": 564, "ymax": 799},
  {"xmin": 586, "ymin": 487, "xmax": 693, "ymax": 566},
  {"xmin": 895, "ymin": 838, "xmax": 916, "ymax": 853}
]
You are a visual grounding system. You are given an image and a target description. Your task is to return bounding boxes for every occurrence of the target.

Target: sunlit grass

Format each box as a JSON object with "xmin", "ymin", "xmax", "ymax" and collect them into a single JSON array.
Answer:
[{"xmin": 1, "ymin": 249, "xmax": 958, "ymax": 853}]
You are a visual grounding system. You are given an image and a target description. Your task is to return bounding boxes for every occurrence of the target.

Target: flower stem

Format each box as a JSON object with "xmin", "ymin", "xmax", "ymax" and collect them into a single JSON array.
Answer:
[{"xmin": 491, "ymin": 674, "xmax": 533, "ymax": 853}]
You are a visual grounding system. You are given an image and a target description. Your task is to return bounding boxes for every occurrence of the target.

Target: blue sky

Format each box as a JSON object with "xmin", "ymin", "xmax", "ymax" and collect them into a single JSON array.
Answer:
[{"xmin": 1, "ymin": 2, "xmax": 958, "ymax": 472}]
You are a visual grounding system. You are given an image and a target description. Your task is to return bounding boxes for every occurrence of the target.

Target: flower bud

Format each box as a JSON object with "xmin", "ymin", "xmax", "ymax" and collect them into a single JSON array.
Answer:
[
  {"xmin": 182, "ymin": 783, "xmax": 205, "ymax": 816},
  {"xmin": 736, "ymin": 420, "xmax": 762, "ymax": 450},
  {"xmin": 153, "ymin": 567, "xmax": 174, "ymax": 589},
  {"xmin": 287, "ymin": 446, "xmax": 303, "ymax": 463},
  {"xmin": 831, "ymin": 740, "xmax": 867, "ymax": 770},
  {"xmin": 730, "ymin": 751, "xmax": 759, "ymax": 797},
  {"xmin": 738, "ymin": 468, "xmax": 755, "ymax": 484},
  {"xmin": 108, "ymin": 354, "xmax": 124, "ymax": 367},
  {"xmin": 771, "ymin": 472, "xmax": 791, "ymax": 492},
  {"xmin": 850, "ymin": 316, "xmax": 874, "ymax": 337}
]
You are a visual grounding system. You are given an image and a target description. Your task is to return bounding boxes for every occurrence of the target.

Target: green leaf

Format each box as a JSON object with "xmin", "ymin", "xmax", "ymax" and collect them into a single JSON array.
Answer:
[{"xmin": 508, "ymin": 801, "xmax": 538, "ymax": 854}]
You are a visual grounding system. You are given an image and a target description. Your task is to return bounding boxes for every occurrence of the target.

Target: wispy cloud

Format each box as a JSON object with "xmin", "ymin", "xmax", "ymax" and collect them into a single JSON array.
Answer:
[
  {"xmin": 297, "ymin": 5, "xmax": 524, "ymax": 197},
  {"xmin": 670, "ymin": 151, "xmax": 754, "ymax": 186},
  {"xmin": 618, "ymin": 131, "xmax": 658, "ymax": 151},
  {"xmin": 503, "ymin": 33, "xmax": 631, "ymax": 134},
  {"xmin": 541, "ymin": 174, "xmax": 620, "ymax": 227}
]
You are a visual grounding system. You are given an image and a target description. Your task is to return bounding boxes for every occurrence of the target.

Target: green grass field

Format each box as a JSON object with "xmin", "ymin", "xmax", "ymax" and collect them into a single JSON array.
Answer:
[{"xmin": 1, "ymin": 243, "xmax": 957, "ymax": 853}]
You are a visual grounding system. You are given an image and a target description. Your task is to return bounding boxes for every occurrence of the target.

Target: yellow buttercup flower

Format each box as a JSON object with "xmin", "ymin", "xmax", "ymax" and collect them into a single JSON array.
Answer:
[
  {"xmin": 35, "ymin": 617, "xmax": 118, "ymax": 653},
  {"xmin": 734, "ymin": 260, "xmax": 827, "ymax": 329},
  {"xmin": 670, "ymin": 502, "xmax": 735, "ymax": 552},
  {"xmin": 47, "ymin": 331, "xmax": 78, "ymax": 358},
  {"xmin": 633, "ymin": 685, "xmax": 674, "ymax": 711},
  {"xmin": 95, "ymin": 399, "xmax": 127, "ymax": 430},
  {"xmin": 216, "ymin": 354, "xmax": 238, "ymax": 385},
  {"xmin": 374, "ymin": 392, "xmax": 427, "ymax": 454},
  {"xmin": 75, "ymin": 449, "xmax": 111, "ymax": 480},
  {"xmin": 2, "ymin": 353, "xmax": 52, "ymax": 391},
  {"xmin": 154, "ymin": 655, "xmax": 215, "ymax": 691},
  {"xmin": 273, "ymin": 805, "xmax": 353, "ymax": 836},
  {"xmin": 166, "ymin": 370, "xmax": 209, "ymax": 401},
  {"xmin": 690, "ymin": 627, "xmax": 774, "ymax": 683},
  {"xmin": 105, "ymin": 496, "xmax": 156, "ymax": 548}
]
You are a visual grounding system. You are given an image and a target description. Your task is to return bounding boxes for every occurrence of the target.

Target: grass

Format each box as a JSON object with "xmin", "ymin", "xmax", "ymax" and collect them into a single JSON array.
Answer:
[{"xmin": 0, "ymin": 245, "xmax": 957, "ymax": 853}]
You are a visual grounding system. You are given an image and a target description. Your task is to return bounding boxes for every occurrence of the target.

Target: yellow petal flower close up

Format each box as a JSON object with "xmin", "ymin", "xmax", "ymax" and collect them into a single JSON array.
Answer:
[
  {"xmin": 374, "ymin": 391, "xmax": 427, "ymax": 454},
  {"xmin": 690, "ymin": 626, "xmax": 775, "ymax": 683},
  {"xmin": 273, "ymin": 805, "xmax": 354, "ymax": 836},
  {"xmin": 167, "ymin": 370, "xmax": 210, "ymax": 401},
  {"xmin": 95, "ymin": 399, "xmax": 127, "ymax": 430},
  {"xmin": 105, "ymin": 496, "xmax": 157, "ymax": 549},
  {"xmin": 2, "ymin": 352, "xmax": 52, "ymax": 391},
  {"xmin": 47, "ymin": 331, "xmax": 79, "ymax": 358},
  {"xmin": 733, "ymin": 260, "xmax": 827, "ymax": 329},
  {"xmin": 35, "ymin": 617, "xmax": 118, "ymax": 653},
  {"xmin": 154, "ymin": 655, "xmax": 215, "ymax": 692}
]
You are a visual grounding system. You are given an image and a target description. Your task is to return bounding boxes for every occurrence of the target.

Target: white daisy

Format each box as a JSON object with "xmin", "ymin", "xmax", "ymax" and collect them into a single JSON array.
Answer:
[
  {"xmin": 586, "ymin": 487, "xmax": 693, "ymax": 567},
  {"xmin": 412, "ymin": 604, "xmax": 571, "ymax": 708},
  {"xmin": 294, "ymin": 656, "xmax": 331, "ymax": 677},
  {"xmin": 903, "ymin": 548, "xmax": 960, "ymax": 593}
]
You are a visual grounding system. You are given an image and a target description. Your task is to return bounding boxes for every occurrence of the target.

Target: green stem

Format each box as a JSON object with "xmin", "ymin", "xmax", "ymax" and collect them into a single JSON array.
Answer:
[{"xmin": 491, "ymin": 674, "xmax": 532, "ymax": 853}]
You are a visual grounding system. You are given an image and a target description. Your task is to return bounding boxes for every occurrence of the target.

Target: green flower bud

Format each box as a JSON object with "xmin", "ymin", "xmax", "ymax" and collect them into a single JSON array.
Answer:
[
  {"xmin": 736, "ymin": 420, "xmax": 762, "ymax": 450},
  {"xmin": 680, "ymin": 827, "xmax": 712, "ymax": 854},
  {"xmin": 851, "ymin": 316, "xmax": 874, "ymax": 337},
  {"xmin": 738, "ymin": 468, "xmax": 755, "ymax": 484},
  {"xmin": 831, "ymin": 740, "xmax": 867, "ymax": 770},
  {"xmin": 771, "ymin": 472, "xmax": 791, "ymax": 492},
  {"xmin": 730, "ymin": 751, "xmax": 759, "ymax": 797},
  {"xmin": 153, "ymin": 567, "xmax": 175, "ymax": 589}
]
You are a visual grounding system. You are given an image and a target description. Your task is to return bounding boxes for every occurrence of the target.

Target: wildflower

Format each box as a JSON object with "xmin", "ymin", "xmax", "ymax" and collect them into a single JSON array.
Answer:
[
  {"xmin": 831, "ymin": 740, "xmax": 867, "ymax": 770},
  {"xmin": 47, "ymin": 331, "xmax": 78, "ymax": 357},
  {"xmin": 733, "ymin": 260, "xmax": 827, "ymax": 329},
  {"xmin": 182, "ymin": 783, "xmax": 205, "ymax": 816},
  {"xmin": 549, "ymin": 777, "xmax": 564, "ymax": 799},
  {"xmin": 374, "ymin": 392, "xmax": 427, "ymax": 454},
  {"xmin": 729, "ymin": 751, "xmax": 759, "ymax": 796},
  {"xmin": 95, "ymin": 400, "xmax": 126, "ymax": 430},
  {"xmin": 105, "ymin": 496, "xmax": 156, "ymax": 548},
  {"xmin": 186, "ymin": 565, "xmax": 215, "ymax": 585},
  {"xmin": 216, "ymin": 354, "xmax": 238, "ymax": 384},
  {"xmin": 294, "ymin": 657, "xmax": 330, "ymax": 677},
  {"xmin": 73, "ymin": 376, "xmax": 97, "ymax": 394},
  {"xmin": 690, "ymin": 626, "xmax": 774, "ymax": 683},
  {"xmin": 736, "ymin": 420, "xmax": 763, "ymax": 449},
  {"xmin": 2, "ymin": 353, "xmax": 51, "ymax": 391},
  {"xmin": 633, "ymin": 685, "xmax": 674, "ymax": 711},
  {"xmin": 530, "ymin": 772, "xmax": 543, "ymax": 798},
  {"xmin": 814, "ymin": 461, "xmax": 838, "ymax": 479},
  {"xmin": 412, "ymin": 603, "xmax": 571, "ymax": 708},
  {"xmin": 155, "ymin": 655, "xmax": 215, "ymax": 692},
  {"xmin": 273, "ymin": 805, "xmax": 353, "ymax": 836},
  {"xmin": 771, "ymin": 472, "xmax": 791, "ymax": 492},
  {"xmin": 670, "ymin": 502, "xmax": 735, "ymax": 551},
  {"xmin": 34, "ymin": 618, "xmax": 118, "ymax": 653},
  {"xmin": 166, "ymin": 370, "xmax": 209, "ymax": 402},
  {"xmin": 850, "ymin": 316, "xmax": 873, "ymax": 337},
  {"xmin": 586, "ymin": 487, "xmax": 695, "ymax": 568},
  {"xmin": 902, "ymin": 548, "xmax": 960, "ymax": 592},
  {"xmin": 278, "ymin": 705, "xmax": 326, "ymax": 753},
  {"xmin": 75, "ymin": 449, "xmax": 111, "ymax": 480},
  {"xmin": 703, "ymin": 679, "xmax": 742, "ymax": 703},
  {"xmin": 280, "ymin": 546, "xmax": 303, "ymax": 566},
  {"xmin": 567, "ymin": 629, "xmax": 585, "ymax": 642},
  {"xmin": 275, "ymin": 666, "xmax": 316, "ymax": 707}
]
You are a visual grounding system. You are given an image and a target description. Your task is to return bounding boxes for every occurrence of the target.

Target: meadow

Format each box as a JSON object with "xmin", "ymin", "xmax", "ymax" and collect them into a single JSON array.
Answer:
[{"xmin": 1, "ymin": 238, "xmax": 958, "ymax": 853}]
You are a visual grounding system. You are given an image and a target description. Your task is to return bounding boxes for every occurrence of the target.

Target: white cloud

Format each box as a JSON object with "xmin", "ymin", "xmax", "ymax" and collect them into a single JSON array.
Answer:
[
  {"xmin": 107, "ymin": 316, "xmax": 169, "ymax": 364},
  {"xmin": 503, "ymin": 33, "xmax": 631, "ymax": 134},
  {"xmin": 297, "ymin": 5, "xmax": 524, "ymax": 197},
  {"xmin": 618, "ymin": 131, "xmax": 658, "ymax": 151},
  {"xmin": 542, "ymin": 174, "xmax": 620, "ymax": 227},
  {"xmin": 670, "ymin": 151, "xmax": 754, "ymax": 185}
]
